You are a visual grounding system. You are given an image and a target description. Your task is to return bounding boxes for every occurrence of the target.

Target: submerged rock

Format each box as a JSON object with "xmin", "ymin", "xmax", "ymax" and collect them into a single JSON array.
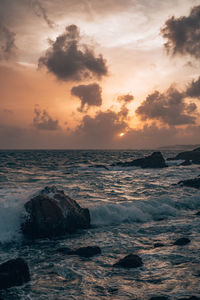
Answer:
[
  {"xmin": 0, "ymin": 258, "xmax": 30, "ymax": 290},
  {"xmin": 58, "ymin": 246, "xmax": 101, "ymax": 257},
  {"xmin": 112, "ymin": 152, "xmax": 167, "ymax": 169},
  {"xmin": 173, "ymin": 237, "xmax": 190, "ymax": 246},
  {"xmin": 178, "ymin": 177, "xmax": 200, "ymax": 189},
  {"xmin": 21, "ymin": 186, "xmax": 90, "ymax": 239},
  {"xmin": 113, "ymin": 254, "xmax": 143, "ymax": 268},
  {"xmin": 154, "ymin": 243, "xmax": 165, "ymax": 248}
]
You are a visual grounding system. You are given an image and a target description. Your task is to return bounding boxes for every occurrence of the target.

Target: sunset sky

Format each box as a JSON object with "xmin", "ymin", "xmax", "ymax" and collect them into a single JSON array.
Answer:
[{"xmin": 1, "ymin": 0, "xmax": 200, "ymax": 149}]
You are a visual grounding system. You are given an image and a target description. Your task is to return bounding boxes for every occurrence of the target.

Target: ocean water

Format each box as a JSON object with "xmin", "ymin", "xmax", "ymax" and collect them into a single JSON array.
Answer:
[{"xmin": 0, "ymin": 149, "xmax": 200, "ymax": 300}]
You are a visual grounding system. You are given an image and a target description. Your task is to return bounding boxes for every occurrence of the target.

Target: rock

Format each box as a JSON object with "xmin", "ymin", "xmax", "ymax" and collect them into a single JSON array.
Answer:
[
  {"xmin": 113, "ymin": 254, "xmax": 143, "ymax": 268},
  {"xmin": 179, "ymin": 160, "xmax": 192, "ymax": 166},
  {"xmin": 154, "ymin": 243, "xmax": 165, "ymax": 248},
  {"xmin": 89, "ymin": 164, "xmax": 109, "ymax": 170},
  {"xmin": 195, "ymin": 211, "xmax": 200, "ymax": 216},
  {"xmin": 58, "ymin": 246, "xmax": 101, "ymax": 258},
  {"xmin": 150, "ymin": 297, "xmax": 169, "ymax": 300},
  {"xmin": 112, "ymin": 152, "xmax": 167, "ymax": 169},
  {"xmin": 21, "ymin": 186, "xmax": 90, "ymax": 239},
  {"xmin": 178, "ymin": 177, "xmax": 200, "ymax": 189},
  {"xmin": 0, "ymin": 258, "xmax": 30, "ymax": 290},
  {"xmin": 173, "ymin": 237, "xmax": 190, "ymax": 246},
  {"xmin": 167, "ymin": 148, "xmax": 200, "ymax": 164}
]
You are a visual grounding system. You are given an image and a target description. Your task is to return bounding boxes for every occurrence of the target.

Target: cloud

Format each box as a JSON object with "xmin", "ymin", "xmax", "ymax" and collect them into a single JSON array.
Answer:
[
  {"xmin": 39, "ymin": 24, "xmax": 108, "ymax": 81},
  {"xmin": 71, "ymin": 83, "xmax": 102, "ymax": 111},
  {"xmin": 30, "ymin": 0, "xmax": 54, "ymax": 28},
  {"xmin": 136, "ymin": 86, "xmax": 197, "ymax": 126},
  {"xmin": 186, "ymin": 76, "xmax": 200, "ymax": 98},
  {"xmin": 0, "ymin": 24, "xmax": 16, "ymax": 60},
  {"xmin": 33, "ymin": 107, "xmax": 60, "ymax": 130},
  {"xmin": 161, "ymin": 5, "xmax": 200, "ymax": 59},
  {"xmin": 117, "ymin": 94, "xmax": 134, "ymax": 103}
]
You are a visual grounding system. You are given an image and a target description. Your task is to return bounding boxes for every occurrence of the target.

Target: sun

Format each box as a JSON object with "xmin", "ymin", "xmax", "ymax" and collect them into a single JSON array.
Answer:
[{"xmin": 119, "ymin": 132, "xmax": 125, "ymax": 137}]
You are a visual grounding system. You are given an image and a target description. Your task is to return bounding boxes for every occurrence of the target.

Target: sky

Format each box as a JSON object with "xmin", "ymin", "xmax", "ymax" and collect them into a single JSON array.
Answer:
[{"xmin": 0, "ymin": 0, "xmax": 200, "ymax": 149}]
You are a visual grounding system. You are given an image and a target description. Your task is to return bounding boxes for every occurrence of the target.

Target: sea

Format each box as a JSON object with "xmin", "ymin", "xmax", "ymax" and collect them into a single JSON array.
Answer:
[{"xmin": 0, "ymin": 149, "xmax": 200, "ymax": 300}]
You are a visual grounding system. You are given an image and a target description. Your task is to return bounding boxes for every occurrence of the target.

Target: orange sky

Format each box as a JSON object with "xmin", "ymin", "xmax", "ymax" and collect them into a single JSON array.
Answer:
[{"xmin": 0, "ymin": 0, "xmax": 200, "ymax": 149}]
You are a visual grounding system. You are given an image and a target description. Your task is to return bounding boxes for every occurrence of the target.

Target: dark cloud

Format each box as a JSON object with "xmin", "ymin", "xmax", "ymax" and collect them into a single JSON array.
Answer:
[
  {"xmin": 136, "ymin": 87, "xmax": 197, "ymax": 126},
  {"xmin": 33, "ymin": 107, "xmax": 60, "ymax": 130},
  {"xmin": 0, "ymin": 24, "xmax": 16, "ymax": 60},
  {"xmin": 71, "ymin": 83, "xmax": 102, "ymax": 111},
  {"xmin": 117, "ymin": 94, "xmax": 134, "ymax": 103},
  {"xmin": 39, "ymin": 24, "xmax": 108, "ymax": 81},
  {"xmin": 186, "ymin": 76, "xmax": 200, "ymax": 98},
  {"xmin": 161, "ymin": 5, "xmax": 200, "ymax": 59},
  {"xmin": 30, "ymin": 0, "xmax": 54, "ymax": 28}
]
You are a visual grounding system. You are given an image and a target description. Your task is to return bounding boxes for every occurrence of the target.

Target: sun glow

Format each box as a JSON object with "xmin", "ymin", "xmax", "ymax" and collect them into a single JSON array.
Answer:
[{"xmin": 119, "ymin": 132, "xmax": 125, "ymax": 137}]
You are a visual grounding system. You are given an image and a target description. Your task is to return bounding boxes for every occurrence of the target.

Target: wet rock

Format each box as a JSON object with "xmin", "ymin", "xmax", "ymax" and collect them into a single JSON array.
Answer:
[
  {"xmin": 173, "ymin": 237, "xmax": 190, "ymax": 246},
  {"xmin": 58, "ymin": 246, "xmax": 101, "ymax": 258},
  {"xmin": 0, "ymin": 258, "xmax": 30, "ymax": 290},
  {"xmin": 113, "ymin": 254, "xmax": 143, "ymax": 268},
  {"xmin": 89, "ymin": 164, "xmax": 109, "ymax": 170},
  {"xmin": 112, "ymin": 152, "xmax": 167, "ymax": 169},
  {"xmin": 195, "ymin": 211, "xmax": 200, "ymax": 216},
  {"xmin": 154, "ymin": 243, "xmax": 165, "ymax": 248},
  {"xmin": 167, "ymin": 148, "xmax": 200, "ymax": 164},
  {"xmin": 150, "ymin": 297, "xmax": 169, "ymax": 300},
  {"xmin": 179, "ymin": 160, "xmax": 192, "ymax": 166},
  {"xmin": 21, "ymin": 186, "xmax": 90, "ymax": 239},
  {"xmin": 178, "ymin": 177, "xmax": 200, "ymax": 189}
]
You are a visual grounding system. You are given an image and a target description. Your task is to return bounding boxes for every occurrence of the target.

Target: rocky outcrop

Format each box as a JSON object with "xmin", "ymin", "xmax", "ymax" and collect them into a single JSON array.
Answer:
[
  {"xmin": 0, "ymin": 258, "xmax": 30, "ymax": 290},
  {"xmin": 112, "ymin": 152, "xmax": 167, "ymax": 169},
  {"xmin": 113, "ymin": 254, "xmax": 143, "ymax": 268},
  {"xmin": 173, "ymin": 237, "xmax": 190, "ymax": 246},
  {"xmin": 58, "ymin": 246, "xmax": 101, "ymax": 257},
  {"xmin": 21, "ymin": 186, "xmax": 90, "ymax": 239},
  {"xmin": 178, "ymin": 177, "xmax": 200, "ymax": 189},
  {"xmin": 167, "ymin": 147, "xmax": 200, "ymax": 164}
]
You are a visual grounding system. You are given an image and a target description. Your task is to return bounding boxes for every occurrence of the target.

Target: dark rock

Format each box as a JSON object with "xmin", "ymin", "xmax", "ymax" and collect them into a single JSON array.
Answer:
[
  {"xmin": 150, "ymin": 297, "xmax": 169, "ymax": 300},
  {"xmin": 173, "ymin": 237, "xmax": 190, "ymax": 246},
  {"xmin": 167, "ymin": 148, "xmax": 200, "ymax": 164},
  {"xmin": 0, "ymin": 258, "xmax": 30, "ymax": 290},
  {"xmin": 113, "ymin": 254, "xmax": 143, "ymax": 268},
  {"xmin": 112, "ymin": 152, "xmax": 167, "ymax": 169},
  {"xmin": 179, "ymin": 160, "xmax": 192, "ymax": 166},
  {"xmin": 154, "ymin": 243, "xmax": 165, "ymax": 248},
  {"xmin": 178, "ymin": 177, "xmax": 200, "ymax": 189},
  {"xmin": 21, "ymin": 186, "xmax": 90, "ymax": 239},
  {"xmin": 58, "ymin": 246, "xmax": 101, "ymax": 258},
  {"xmin": 195, "ymin": 211, "xmax": 200, "ymax": 216},
  {"xmin": 193, "ymin": 147, "xmax": 200, "ymax": 152}
]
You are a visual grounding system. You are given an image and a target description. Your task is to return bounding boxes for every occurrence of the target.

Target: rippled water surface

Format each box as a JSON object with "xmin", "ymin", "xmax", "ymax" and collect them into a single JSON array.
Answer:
[{"xmin": 0, "ymin": 150, "xmax": 200, "ymax": 299}]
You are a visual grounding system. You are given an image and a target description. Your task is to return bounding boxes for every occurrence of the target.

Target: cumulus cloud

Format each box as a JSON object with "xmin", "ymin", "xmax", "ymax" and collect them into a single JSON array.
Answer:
[
  {"xmin": 0, "ymin": 24, "xmax": 16, "ymax": 60},
  {"xmin": 33, "ymin": 107, "xmax": 60, "ymax": 130},
  {"xmin": 161, "ymin": 5, "xmax": 200, "ymax": 59},
  {"xmin": 30, "ymin": 0, "xmax": 54, "ymax": 28},
  {"xmin": 39, "ymin": 24, "xmax": 108, "ymax": 81},
  {"xmin": 136, "ymin": 86, "xmax": 197, "ymax": 126},
  {"xmin": 71, "ymin": 83, "xmax": 102, "ymax": 111},
  {"xmin": 186, "ymin": 76, "xmax": 200, "ymax": 98},
  {"xmin": 117, "ymin": 94, "xmax": 134, "ymax": 103}
]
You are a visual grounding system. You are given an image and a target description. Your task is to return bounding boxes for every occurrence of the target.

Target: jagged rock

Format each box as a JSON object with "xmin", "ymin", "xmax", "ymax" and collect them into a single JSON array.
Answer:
[
  {"xmin": 113, "ymin": 254, "xmax": 143, "ymax": 268},
  {"xmin": 58, "ymin": 246, "xmax": 101, "ymax": 257},
  {"xmin": 179, "ymin": 160, "xmax": 192, "ymax": 166},
  {"xmin": 112, "ymin": 152, "xmax": 167, "ymax": 169},
  {"xmin": 173, "ymin": 237, "xmax": 190, "ymax": 246},
  {"xmin": 178, "ymin": 177, "xmax": 200, "ymax": 189},
  {"xmin": 154, "ymin": 243, "xmax": 165, "ymax": 248},
  {"xmin": 0, "ymin": 258, "xmax": 30, "ymax": 290},
  {"xmin": 21, "ymin": 186, "xmax": 90, "ymax": 239}
]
